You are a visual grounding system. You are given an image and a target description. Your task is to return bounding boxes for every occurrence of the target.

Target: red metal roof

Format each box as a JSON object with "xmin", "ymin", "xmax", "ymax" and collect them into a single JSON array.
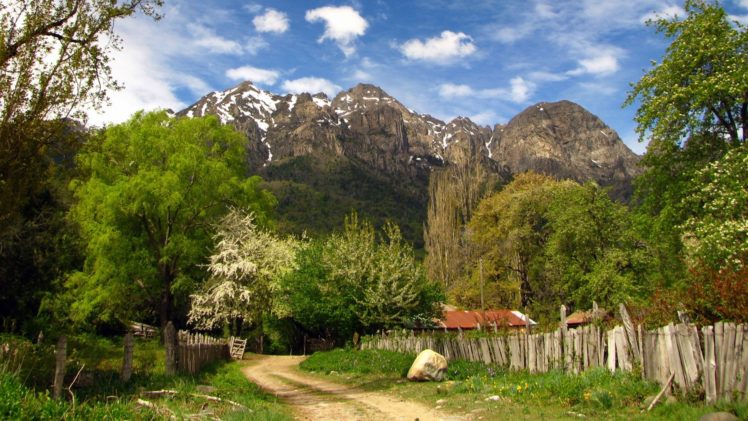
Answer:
[{"xmin": 435, "ymin": 310, "xmax": 537, "ymax": 329}]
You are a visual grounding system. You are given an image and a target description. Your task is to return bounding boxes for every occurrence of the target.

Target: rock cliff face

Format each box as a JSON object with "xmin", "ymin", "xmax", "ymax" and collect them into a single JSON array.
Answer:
[{"xmin": 177, "ymin": 81, "xmax": 640, "ymax": 243}]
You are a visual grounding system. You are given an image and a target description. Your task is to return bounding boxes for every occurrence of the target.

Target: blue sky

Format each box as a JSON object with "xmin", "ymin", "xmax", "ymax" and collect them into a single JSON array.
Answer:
[{"xmin": 92, "ymin": 0, "xmax": 748, "ymax": 154}]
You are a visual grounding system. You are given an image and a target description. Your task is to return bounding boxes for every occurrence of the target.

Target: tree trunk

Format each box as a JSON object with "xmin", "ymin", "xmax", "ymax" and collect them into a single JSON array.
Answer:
[{"xmin": 159, "ymin": 266, "xmax": 174, "ymax": 330}]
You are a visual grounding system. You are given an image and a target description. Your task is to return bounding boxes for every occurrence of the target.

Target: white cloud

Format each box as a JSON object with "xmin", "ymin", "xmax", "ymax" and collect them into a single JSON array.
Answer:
[
  {"xmin": 568, "ymin": 53, "xmax": 620, "ymax": 76},
  {"xmin": 253, "ymin": 9, "xmax": 289, "ymax": 33},
  {"xmin": 305, "ymin": 6, "xmax": 368, "ymax": 56},
  {"xmin": 528, "ymin": 71, "xmax": 568, "ymax": 82},
  {"xmin": 438, "ymin": 77, "xmax": 534, "ymax": 103},
  {"xmin": 245, "ymin": 36, "xmax": 269, "ymax": 55},
  {"xmin": 470, "ymin": 110, "xmax": 499, "ymax": 126},
  {"xmin": 281, "ymin": 77, "xmax": 341, "ymax": 97},
  {"xmin": 190, "ymin": 24, "xmax": 243, "ymax": 55},
  {"xmin": 400, "ymin": 31, "xmax": 477, "ymax": 64},
  {"xmin": 439, "ymin": 83, "xmax": 474, "ymax": 98},
  {"xmin": 225, "ymin": 66, "xmax": 280, "ymax": 85},
  {"xmin": 88, "ymin": 21, "xmax": 195, "ymax": 125},
  {"xmin": 640, "ymin": 5, "xmax": 685, "ymax": 23},
  {"xmin": 507, "ymin": 77, "xmax": 533, "ymax": 103}
]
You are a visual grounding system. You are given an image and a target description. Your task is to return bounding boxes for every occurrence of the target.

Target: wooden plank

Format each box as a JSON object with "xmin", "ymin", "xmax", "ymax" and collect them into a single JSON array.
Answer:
[
  {"xmin": 619, "ymin": 304, "xmax": 640, "ymax": 365},
  {"xmin": 607, "ymin": 328, "xmax": 616, "ymax": 372},
  {"xmin": 703, "ymin": 326, "xmax": 717, "ymax": 404},
  {"xmin": 715, "ymin": 322, "xmax": 725, "ymax": 398},
  {"xmin": 680, "ymin": 324, "xmax": 700, "ymax": 391},
  {"xmin": 723, "ymin": 323, "xmax": 737, "ymax": 400},
  {"xmin": 615, "ymin": 326, "xmax": 631, "ymax": 372},
  {"xmin": 739, "ymin": 325, "xmax": 748, "ymax": 399},
  {"xmin": 663, "ymin": 324, "xmax": 685, "ymax": 389}
]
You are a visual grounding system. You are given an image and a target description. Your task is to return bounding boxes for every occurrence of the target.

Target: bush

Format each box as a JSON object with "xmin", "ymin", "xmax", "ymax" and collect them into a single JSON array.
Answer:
[{"xmin": 300, "ymin": 348, "xmax": 415, "ymax": 376}]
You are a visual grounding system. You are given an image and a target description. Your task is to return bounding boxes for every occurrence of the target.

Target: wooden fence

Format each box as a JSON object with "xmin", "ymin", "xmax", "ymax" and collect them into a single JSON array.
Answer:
[
  {"xmin": 176, "ymin": 331, "xmax": 230, "ymax": 374},
  {"xmin": 362, "ymin": 318, "xmax": 748, "ymax": 403}
]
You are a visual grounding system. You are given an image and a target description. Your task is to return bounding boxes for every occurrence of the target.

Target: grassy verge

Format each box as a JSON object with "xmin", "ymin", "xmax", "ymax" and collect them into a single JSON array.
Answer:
[
  {"xmin": 300, "ymin": 348, "xmax": 748, "ymax": 420},
  {"xmin": 0, "ymin": 333, "xmax": 292, "ymax": 420}
]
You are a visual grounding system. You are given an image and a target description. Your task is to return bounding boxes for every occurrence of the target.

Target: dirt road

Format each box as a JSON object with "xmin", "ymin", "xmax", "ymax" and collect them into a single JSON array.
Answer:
[{"xmin": 241, "ymin": 355, "xmax": 466, "ymax": 421}]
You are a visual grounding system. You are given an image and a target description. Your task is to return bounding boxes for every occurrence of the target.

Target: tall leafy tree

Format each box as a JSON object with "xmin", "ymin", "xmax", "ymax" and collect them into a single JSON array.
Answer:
[
  {"xmin": 280, "ymin": 215, "xmax": 442, "ymax": 341},
  {"xmin": 188, "ymin": 209, "xmax": 298, "ymax": 334},
  {"xmin": 0, "ymin": 0, "xmax": 162, "ymax": 242},
  {"xmin": 681, "ymin": 145, "xmax": 748, "ymax": 270},
  {"xmin": 0, "ymin": 0, "xmax": 162, "ymax": 332},
  {"xmin": 66, "ymin": 111, "xmax": 275, "ymax": 328},
  {"xmin": 625, "ymin": 0, "xmax": 748, "ymax": 284}
]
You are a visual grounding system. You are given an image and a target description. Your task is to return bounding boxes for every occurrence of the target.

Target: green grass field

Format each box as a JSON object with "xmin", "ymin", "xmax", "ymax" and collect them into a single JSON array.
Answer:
[
  {"xmin": 0, "ymin": 333, "xmax": 292, "ymax": 420},
  {"xmin": 301, "ymin": 348, "xmax": 748, "ymax": 420}
]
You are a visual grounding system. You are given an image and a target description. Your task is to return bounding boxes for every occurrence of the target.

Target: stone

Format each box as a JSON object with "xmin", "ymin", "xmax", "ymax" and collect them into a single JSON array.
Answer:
[
  {"xmin": 698, "ymin": 412, "xmax": 739, "ymax": 421},
  {"xmin": 407, "ymin": 349, "xmax": 448, "ymax": 382}
]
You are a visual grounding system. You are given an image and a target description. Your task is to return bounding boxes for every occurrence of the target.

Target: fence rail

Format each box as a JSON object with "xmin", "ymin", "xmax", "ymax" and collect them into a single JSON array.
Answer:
[
  {"xmin": 176, "ymin": 330, "xmax": 230, "ymax": 374},
  {"xmin": 362, "ymin": 318, "xmax": 748, "ymax": 403}
]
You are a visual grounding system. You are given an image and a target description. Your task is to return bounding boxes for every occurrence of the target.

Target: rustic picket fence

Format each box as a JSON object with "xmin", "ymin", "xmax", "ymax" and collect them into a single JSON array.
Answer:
[
  {"xmin": 176, "ymin": 330, "xmax": 230, "ymax": 374},
  {"xmin": 362, "ymin": 317, "xmax": 748, "ymax": 403}
]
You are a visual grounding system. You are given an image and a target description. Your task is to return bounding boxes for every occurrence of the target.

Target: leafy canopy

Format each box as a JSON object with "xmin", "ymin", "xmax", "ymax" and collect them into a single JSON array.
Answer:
[
  {"xmin": 188, "ymin": 209, "xmax": 299, "ymax": 331},
  {"xmin": 280, "ymin": 214, "xmax": 442, "ymax": 341},
  {"xmin": 466, "ymin": 173, "xmax": 651, "ymax": 319},
  {"xmin": 0, "ymin": 0, "xmax": 162, "ymax": 239},
  {"xmin": 65, "ymin": 111, "xmax": 275, "ymax": 328},
  {"xmin": 625, "ymin": 0, "xmax": 748, "ymax": 283}
]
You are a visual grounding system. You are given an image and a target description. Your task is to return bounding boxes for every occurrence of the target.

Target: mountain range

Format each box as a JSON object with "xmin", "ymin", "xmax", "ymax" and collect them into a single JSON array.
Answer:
[{"xmin": 177, "ymin": 81, "xmax": 641, "ymax": 247}]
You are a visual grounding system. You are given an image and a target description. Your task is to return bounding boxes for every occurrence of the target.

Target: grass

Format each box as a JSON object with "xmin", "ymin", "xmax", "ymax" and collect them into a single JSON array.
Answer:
[
  {"xmin": 300, "ymin": 348, "xmax": 748, "ymax": 420},
  {"xmin": 0, "ymin": 333, "xmax": 292, "ymax": 421}
]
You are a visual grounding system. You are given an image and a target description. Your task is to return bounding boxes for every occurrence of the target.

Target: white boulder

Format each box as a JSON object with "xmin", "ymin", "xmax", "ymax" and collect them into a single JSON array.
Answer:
[{"xmin": 406, "ymin": 349, "xmax": 448, "ymax": 381}]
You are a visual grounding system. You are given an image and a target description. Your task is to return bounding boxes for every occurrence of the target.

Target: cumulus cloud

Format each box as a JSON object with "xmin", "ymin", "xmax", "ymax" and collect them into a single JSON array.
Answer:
[
  {"xmin": 281, "ymin": 77, "xmax": 341, "ymax": 97},
  {"xmin": 225, "ymin": 66, "xmax": 280, "ymax": 85},
  {"xmin": 470, "ymin": 110, "xmax": 500, "ymax": 126},
  {"xmin": 190, "ymin": 24, "xmax": 243, "ymax": 55},
  {"xmin": 439, "ymin": 83, "xmax": 474, "ymax": 97},
  {"xmin": 305, "ymin": 6, "xmax": 368, "ymax": 56},
  {"xmin": 438, "ymin": 77, "xmax": 534, "ymax": 103},
  {"xmin": 640, "ymin": 5, "xmax": 685, "ymax": 23},
  {"xmin": 253, "ymin": 9, "xmax": 289, "ymax": 33},
  {"xmin": 400, "ymin": 31, "xmax": 477, "ymax": 64},
  {"xmin": 568, "ymin": 53, "xmax": 620, "ymax": 76}
]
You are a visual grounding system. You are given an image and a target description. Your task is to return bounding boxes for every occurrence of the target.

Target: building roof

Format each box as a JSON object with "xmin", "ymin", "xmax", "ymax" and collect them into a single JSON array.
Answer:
[
  {"xmin": 566, "ymin": 308, "xmax": 609, "ymax": 326},
  {"xmin": 435, "ymin": 309, "xmax": 537, "ymax": 330}
]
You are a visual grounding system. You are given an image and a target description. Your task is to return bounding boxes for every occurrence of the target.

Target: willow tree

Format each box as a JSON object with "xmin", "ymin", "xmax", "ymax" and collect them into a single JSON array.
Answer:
[{"xmin": 67, "ymin": 112, "xmax": 275, "ymax": 328}]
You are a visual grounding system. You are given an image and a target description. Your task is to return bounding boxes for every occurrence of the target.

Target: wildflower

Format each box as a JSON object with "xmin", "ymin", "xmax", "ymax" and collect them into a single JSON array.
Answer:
[{"xmin": 516, "ymin": 385, "xmax": 522, "ymax": 392}]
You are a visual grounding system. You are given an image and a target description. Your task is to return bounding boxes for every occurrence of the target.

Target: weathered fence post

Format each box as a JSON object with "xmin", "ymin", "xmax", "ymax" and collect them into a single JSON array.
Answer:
[
  {"xmin": 165, "ymin": 322, "xmax": 177, "ymax": 375},
  {"xmin": 619, "ymin": 304, "xmax": 640, "ymax": 366},
  {"xmin": 53, "ymin": 335, "xmax": 67, "ymax": 400},
  {"xmin": 121, "ymin": 332, "xmax": 134, "ymax": 382}
]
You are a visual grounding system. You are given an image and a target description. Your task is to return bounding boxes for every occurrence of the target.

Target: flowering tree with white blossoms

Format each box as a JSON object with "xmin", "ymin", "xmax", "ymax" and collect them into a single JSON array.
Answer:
[
  {"xmin": 682, "ymin": 146, "xmax": 748, "ymax": 271},
  {"xmin": 188, "ymin": 209, "xmax": 299, "ymax": 332}
]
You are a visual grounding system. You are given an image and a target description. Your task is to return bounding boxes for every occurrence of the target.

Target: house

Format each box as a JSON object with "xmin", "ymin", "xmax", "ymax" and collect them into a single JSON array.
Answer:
[
  {"xmin": 565, "ymin": 308, "xmax": 609, "ymax": 327},
  {"xmin": 433, "ymin": 308, "xmax": 537, "ymax": 332}
]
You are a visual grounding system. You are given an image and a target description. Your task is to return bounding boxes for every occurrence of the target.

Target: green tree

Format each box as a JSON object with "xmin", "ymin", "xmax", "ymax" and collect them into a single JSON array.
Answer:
[
  {"xmin": 681, "ymin": 145, "xmax": 748, "ymax": 270},
  {"xmin": 0, "ymin": 0, "xmax": 162, "ymax": 242},
  {"xmin": 66, "ymin": 111, "xmax": 275, "ymax": 329},
  {"xmin": 625, "ymin": 0, "xmax": 748, "ymax": 284},
  {"xmin": 188, "ymin": 209, "xmax": 298, "ymax": 334},
  {"xmin": 544, "ymin": 182, "xmax": 652, "ymax": 311},
  {"xmin": 280, "ymin": 215, "xmax": 441, "ymax": 341},
  {"xmin": 467, "ymin": 173, "xmax": 575, "ymax": 310},
  {"xmin": 467, "ymin": 173, "xmax": 651, "ymax": 320}
]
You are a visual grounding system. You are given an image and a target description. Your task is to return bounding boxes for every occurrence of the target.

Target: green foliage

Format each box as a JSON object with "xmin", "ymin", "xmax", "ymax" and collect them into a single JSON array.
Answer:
[
  {"xmin": 262, "ymin": 154, "xmax": 428, "ymax": 249},
  {"xmin": 626, "ymin": 0, "xmax": 748, "ymax": 286},
  {"xmin": 465, "ymin": 173, "xmax": 651, "ymax": 320},
  {"xmin": 0, "ymin": 0, "xmax": 162, "ymax": 242},
  {"xmin": 300, "ymin": 348, "xmax": 414, "ymax": 376},
  {"xmin": 278, "ymin": 241, "xmax": 358, "ymax": 340},
  {"xmin": 280, "ymin": 214, "xmax": 442, "ymax": 342},
  {"xmin": 64, "ymin": 111, "xmax": 275, "ymax": 329},
  {"xmin": 188, "ymin": 209, "xmax": 298, "ymax": 332},
  {"xmin": 681, "ymin": 145, "xmax": 748, "ymax": 271}
]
